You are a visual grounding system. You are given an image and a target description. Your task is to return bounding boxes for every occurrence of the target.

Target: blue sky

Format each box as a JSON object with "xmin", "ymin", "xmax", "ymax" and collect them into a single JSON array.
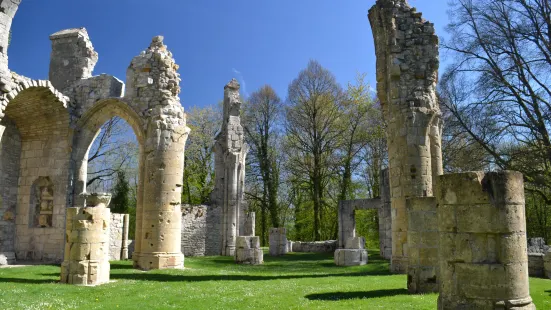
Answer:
[{"xmin": 9, "ymin": 0, "xmax": 450, "ymax": 109}]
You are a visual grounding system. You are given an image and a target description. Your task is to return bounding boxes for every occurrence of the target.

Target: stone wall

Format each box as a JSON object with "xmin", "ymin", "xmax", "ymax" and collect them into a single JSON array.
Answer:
[
  {"xmin": 108, "ymin": 213, "xmax": 129, "ymax": 261},
  {"xmin": 181, "ymin": 204, "xmax": 222, "ymax": 256},
  {"xmin": 292, "ymin": 240, "xmax": 337, "ymax": 253},
  {"xmin": 0, "ymin": 116, "xmax": 20, "ymax": 260}
]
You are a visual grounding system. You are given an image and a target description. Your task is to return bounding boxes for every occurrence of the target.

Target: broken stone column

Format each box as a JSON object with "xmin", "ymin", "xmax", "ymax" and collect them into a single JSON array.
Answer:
[
  {"xmin": 269, "ymin": 227, "xmax": 288, "ymax": 256},
  {"xmin": 60, "ymin": 193, "xmax": 111, "ymax": 286},
  {"xmin": 437, "ymin": 171, "xmax": 534, "ymax": 309},
  {"xmin": 49, "ymin": 28, "xmax": 98, "ymax": 91},
  {"xmin": 235, "ymin": 236, "xmax": 263, "ymax": 265},
  {"xmin": 211, "ymin": 79, "xmax": 248, "ymax": 256},
  {"xmin": 0, "ymin": 0, "xmax": 20, "ymax": 92},
  {"xmin": 243, "ymin": 212, "xmax": 255, "ymax": 236},
  {"xmin": 406, "ymin": 197, "xmax": 438, "ymax": 293},
  {"xmin": 128, "ymin": 36, "xmax": 190, "ymax": 270},
  {"xmin": 369, "ymin": 0, "xmax": 443, "ymax": 274},
  {"xmin": 334, "ymin": 237, "xmax": 368, "ymax": 266}
]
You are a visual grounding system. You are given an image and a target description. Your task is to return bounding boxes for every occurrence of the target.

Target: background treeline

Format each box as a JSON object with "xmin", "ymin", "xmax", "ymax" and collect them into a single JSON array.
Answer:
[{"xmin": 90, "ymin": 0, "xmax": 551, "ymax": 246}]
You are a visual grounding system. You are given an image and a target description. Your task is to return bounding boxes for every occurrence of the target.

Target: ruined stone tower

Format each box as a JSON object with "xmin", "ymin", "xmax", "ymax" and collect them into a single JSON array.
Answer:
[
  {"xmin": 0, "ymin": 0, "xmax": 21, "ymax": 92},
  {"xmin": 211, "ymin": 79, "xmax": 248, "ymax": 256},
  {"xmin": 369, "ymin": 0, "xmax": 443, "ymax": 275}
]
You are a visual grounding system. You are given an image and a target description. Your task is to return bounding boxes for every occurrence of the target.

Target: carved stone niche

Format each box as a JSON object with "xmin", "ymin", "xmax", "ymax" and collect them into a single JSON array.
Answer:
[{"xmin": 30, "ymin": 177, "xmax": 54, "ymax": 228}]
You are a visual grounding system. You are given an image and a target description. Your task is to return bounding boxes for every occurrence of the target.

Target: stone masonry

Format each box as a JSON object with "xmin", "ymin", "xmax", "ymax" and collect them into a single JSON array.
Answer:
[
  {"xmin": 335, "ymin": 237, "xmax": 368, "ymax": 266},
  {"xmin": 269, "ymin": 227, "xmax": 288, "ymax": 256},
  {"xmin": 369, "ymin": 0, "xmax": 443, "ymax": 273},
  {"xmin": 129, "ymin": 36, "xmax": 190, "ymax": 270},
  {"xmin": 108, "ymin": 213, "xmax": 129, "ymax": 261},
  {"xmin": 545, "ymin": 251, "xmax": 551, "ymax": 279},
  {"xmin": 0, "ymin": 4, "xmax": 191, "ymax": 272},
  {"xmin": 235, "ymin": 236, "xmax": 263, "ymax": 265},
  {"xmin": 180, "ymin": 204, "xmax": 222, "ymax": 257},
  {"xmin": 379, "ymin": 168, "xmax": 392, "ymax": 260},
  {"xmin": 437, "ymin": 172, "xmax": 534, "ymax": 309},
  {"xmin": 60, "ymin": 193, "xmax": 111, "ymax": 286},
  {"xmin": 211, "ymin": 79, "xmax": 248, "ymax": 256},
  {"xmin": 243, "ymin": 212, "xmax": 255, "ymax": 236},
  {"xmin": 406, "ymin": 197, "xmax": 438, "ymax": 293}
]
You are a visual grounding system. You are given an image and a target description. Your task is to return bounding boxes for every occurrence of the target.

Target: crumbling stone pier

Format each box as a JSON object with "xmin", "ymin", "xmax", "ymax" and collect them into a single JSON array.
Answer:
[{"xmin": 437, "ymin": 171, "xmax": 534, "ymax": 309}]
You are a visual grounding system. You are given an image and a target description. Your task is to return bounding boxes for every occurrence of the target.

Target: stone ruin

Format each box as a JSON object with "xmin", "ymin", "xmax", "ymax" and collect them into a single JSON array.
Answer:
[
  {"xmin": 334, "ymin": 236, "xmax": 368, "ymax": 266},
  {"xmin": 0, "ymin": 1, "xmax": 190, "ymax": 276},
  {"xmin": 336, "ymin": 168, "xmax": 392, "ymax": 260},
  {"xmin": 109, "ymin": 213, "xmax": 130, "ymax": 261},
  {"xmin": 369, "ymin": 0, "xmax": 537, "ymax": 307},
  {"xmin": 211, "ymin": 79, "xmax": 249, "ymax": 257},
  {"xmin": 269, "ymin": 227, "xmax": 288, "ymax": 256},
  {"xmin": 61, "ymin": 193, "xmax": 111, "ymax": 286}
]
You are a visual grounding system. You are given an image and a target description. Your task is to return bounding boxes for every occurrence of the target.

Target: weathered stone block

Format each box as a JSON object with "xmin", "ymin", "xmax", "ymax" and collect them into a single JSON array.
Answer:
[
  {"xmin": 334, "ymin": 249, "xmax": 368, "ymax": 266},
  {"xmin": 234, "ymin": 236, "xmax": 263, "ymax": 265}
]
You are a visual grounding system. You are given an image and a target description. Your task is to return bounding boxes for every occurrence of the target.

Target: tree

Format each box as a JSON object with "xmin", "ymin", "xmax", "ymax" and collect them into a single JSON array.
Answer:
[
  {"xmin": 285, "ymin": 60, "xmax": 345, "ymax": 241},
  {"xmin": 243, "ymin": 85, "xmax": 282, "ymax": 243},
  {"xmin": 442, "ymin": 0, "xmax": 551, "ymax": 241},
  {"xmin": 182, "ymin": 105, "xmax": 221, "ymax": 204},
  {"xmin": 87, "ymin": 117, "xmax": 138, "ymax": 192},
  {"xmin": 110, "ymin": 170, "xmax": 130, "ymax": 214}
]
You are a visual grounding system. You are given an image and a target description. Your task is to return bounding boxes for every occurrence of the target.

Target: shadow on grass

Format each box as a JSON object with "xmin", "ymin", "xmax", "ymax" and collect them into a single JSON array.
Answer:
[
  {"xmin": 0, "ymin": 277, "xmax": 57, "ymax": 284},
  {"xmin": 305, "ymin": 289, "xmax": 408, "ymax": 301}
]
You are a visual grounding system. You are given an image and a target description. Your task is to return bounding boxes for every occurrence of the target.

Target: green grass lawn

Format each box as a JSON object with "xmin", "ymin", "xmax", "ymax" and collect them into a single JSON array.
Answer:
[{"xmin": 0, "ymin": 250, "xmax": 550, "ymax": 309}]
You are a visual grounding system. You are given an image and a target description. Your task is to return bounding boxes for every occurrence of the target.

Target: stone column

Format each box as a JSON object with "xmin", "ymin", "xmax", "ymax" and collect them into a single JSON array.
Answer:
[
  {"xmin": 406, "ymin": 197, "xmax": 438, "ymax": 293},
  {"xmin": 335, "ymin": 237, "xmax": 368, "ymax": 266},
  {"xmin": 121, "ymin": 214, "xmax": 129, "ymax": 260},
  {"xmin": 269, "ymin": 227, "xmax": 288, "ymax": 256},
  {"xmin": 369, "ymin": 0, "xmax": 442, "ymax": 274},
  {"xmin": 127, "ymin": 36, "xmax": 190, "ymax": 270},
  {"xmin": 243, "ymin": 212, "xmax": 255, "ymax": 237},
  {"xmin": 437, "ymin": 171, "xmax": 534, "ymax": 309},
  {"xmin": 60, "ymin": 193, "xmax": 111, "ymax": 286},
  {"xmin": 211, "ymin": 79, "xmax": 248, "ymax": 256}
]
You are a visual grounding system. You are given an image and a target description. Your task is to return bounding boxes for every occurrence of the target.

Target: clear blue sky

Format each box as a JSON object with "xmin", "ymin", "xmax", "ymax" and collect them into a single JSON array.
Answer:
[{"xmin": 9, "ymin": 0, "xmax": 450, "ymax": 108}]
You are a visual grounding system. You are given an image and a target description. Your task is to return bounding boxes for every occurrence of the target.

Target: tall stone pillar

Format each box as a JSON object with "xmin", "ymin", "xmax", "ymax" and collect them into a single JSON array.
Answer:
[
  {"xmin": 369, "ymin": 0, "xmax": 442, "ymax": 273},
  {"xmin": 378, "ymin": 168, "xmax": 392, "ymax": 260},
  {"xmin": 128, "ymin": 36, "xmax": 190, "ymax": 270},
  {"xmin": 60, "ymin": 193, "xmax": 111, "ymax": 286},
  {"xmin": 211, "ymin": 79, "xmax": 248, "ymax": 256},
  {"xmin": 437, "ymin": 171, "xmax": 534, "ymax": 309}
]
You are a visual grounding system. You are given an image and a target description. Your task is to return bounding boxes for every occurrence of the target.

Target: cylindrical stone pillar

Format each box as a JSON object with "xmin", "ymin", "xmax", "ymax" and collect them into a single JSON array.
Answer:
[
  {"xmin": 437, "ymin": 171, "xmax": 534, "ymax": 309},
  {"xmin": 60, "ymin": 193, "xmax": 111, "ymax": 286},
  {"xmin": 135, "ymin": 121, "xmax": 187, "ymax": 270},
  {"xmin": 121, "ymin": 214, "xmax": 129, "ymax": 260},
  {"xmin": 407, "ymin": 197, "xmax": 438, "ymax": 293}
]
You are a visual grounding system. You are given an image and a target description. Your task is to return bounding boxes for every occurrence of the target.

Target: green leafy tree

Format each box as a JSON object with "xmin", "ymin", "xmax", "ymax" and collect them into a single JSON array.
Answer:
[{"xmin": 110, "ymin": 170, "xmax": 130, "ymax": 214}]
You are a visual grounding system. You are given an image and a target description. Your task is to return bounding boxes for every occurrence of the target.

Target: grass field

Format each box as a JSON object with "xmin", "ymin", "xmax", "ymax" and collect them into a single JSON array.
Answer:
[{"xmin": 0, "ymin": 250, "xmax": 549, "ymax": 309}]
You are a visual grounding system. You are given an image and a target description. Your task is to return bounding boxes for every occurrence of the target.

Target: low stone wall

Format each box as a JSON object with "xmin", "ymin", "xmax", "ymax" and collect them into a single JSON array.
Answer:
[
  {"xmin": 292, "ymin": 240, "xmax": 337, "ymax": 253},
  {"xmin": 545, "ymin": 251, "xmax": 551, "ymax": 279},
  {"xmin": 181, "ymin": 204, "xmax": 221, "ymax": 256}
]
